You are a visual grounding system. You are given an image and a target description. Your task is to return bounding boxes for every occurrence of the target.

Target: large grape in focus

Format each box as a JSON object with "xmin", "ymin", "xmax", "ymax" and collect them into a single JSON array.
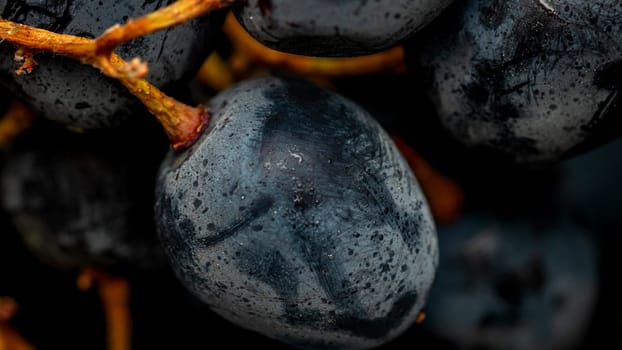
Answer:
[{"xmin": 155, "ymin": 77, "xmax": 438, "ymax": 349}]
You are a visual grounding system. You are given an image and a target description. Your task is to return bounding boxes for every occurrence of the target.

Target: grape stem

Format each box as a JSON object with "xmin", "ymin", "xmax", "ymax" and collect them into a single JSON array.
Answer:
[
  {"xmin": 78, "ymin": 269, "xmax": 132, "ymax": 350},
  {"xmin": 95, "ymin": 0, "xmax": 237, "ymax": 57},
  {"xmin": 0, "ymin": 17, "xmax": 209, "ymax": 149},
  {"xmin": 0, "ymin": 0, "xmax": 239, "ymax": 150}
]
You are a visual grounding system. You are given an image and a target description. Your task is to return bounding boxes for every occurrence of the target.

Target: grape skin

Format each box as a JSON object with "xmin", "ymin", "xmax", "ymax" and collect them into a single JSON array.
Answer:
[
  {"xmin": 410, "ymin": 0, "xmax": 622, "ymax": 162},
  {"xmin": 155, "ymin": 77, "xmax": 438, "ymax": 350}
]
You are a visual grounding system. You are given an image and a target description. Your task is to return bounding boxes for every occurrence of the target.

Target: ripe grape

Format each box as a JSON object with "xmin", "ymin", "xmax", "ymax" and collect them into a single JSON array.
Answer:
[
  {"xmin": 409, "ymin": 0, "xmax": 622, "ymax": 162},
  {"xmin": 234, "ymin": 0, "xmax": 454, "ymax": 56},
  {"xmin": 155, "ymin": 77, "xmax": 438, "ymax": 349},
  {"xmin": 0, "ymin": 0, "xmax": 223, "ymax": 129},
  {"xmin": 424, "ymin": 213, "xmax": 598, "ymax": 350},
  {"xmin": 0, "ymin": 122, "xmax": 166, "ymax": 271}
]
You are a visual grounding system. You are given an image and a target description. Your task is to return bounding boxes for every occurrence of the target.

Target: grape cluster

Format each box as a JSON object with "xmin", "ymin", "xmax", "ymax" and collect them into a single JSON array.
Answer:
[{"xmin": 0, "ymin": 0, "xmax": 620, "ymax": 349}]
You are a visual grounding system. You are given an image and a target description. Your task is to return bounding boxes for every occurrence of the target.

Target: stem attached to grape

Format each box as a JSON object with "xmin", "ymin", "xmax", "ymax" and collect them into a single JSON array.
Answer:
[
  {"xmin": 0, "ymin": 16, "xmax": 214, "ymax": 150},
  {"xmin": 95, "ymin": 0, "xmax": 237, "ymax": 58}
]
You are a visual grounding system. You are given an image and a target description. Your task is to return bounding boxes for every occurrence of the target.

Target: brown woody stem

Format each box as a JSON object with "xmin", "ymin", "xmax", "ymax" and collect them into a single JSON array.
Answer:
[
  {"xmin": 96, "ymin": 0, "xmax": 237, "ymax": 56},
  {"xmin": 0, "ymin": 21, "xmax": 93, "ymax": 57},
  {"xmin": 0, "ymin": 16, "xmax": 213, "ymax": 150},
  {"xmin": 77, "ymin": 269, "xmax": 132, "ymax": 350},
  {"xmin": 114, "ymin": 57, "xmax": 211, "ymax": 150}
]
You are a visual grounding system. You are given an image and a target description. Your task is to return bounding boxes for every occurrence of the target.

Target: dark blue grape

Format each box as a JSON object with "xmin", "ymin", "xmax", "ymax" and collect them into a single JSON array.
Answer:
[
  {"xmin": 0, "ymin": 123, "xmax": 166, "ymax": 271},
  {"xmin": 234, "ymin": 0, "xmax": 454, "ymax": 57},
  {"xmin": 409, "ymin": 0, "xmax": 622, "ymax": 162},
  {"xmin": 155, "ymin": 77, "xmax": 438, "ymax": 349},
  {"xmin": 412, "ymin": 142, "xmax": 600, "ymax": 349},
  {"xmin": 424, "ymin": 214, "xmax": 598, "ymax": 350},
  {"xmin": 0, "ymin": 0, "xmax": 223, "ymax": 129}
]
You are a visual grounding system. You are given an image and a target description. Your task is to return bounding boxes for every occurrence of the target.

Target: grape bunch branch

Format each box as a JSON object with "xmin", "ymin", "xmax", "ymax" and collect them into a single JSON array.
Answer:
[{"xmin": 0, "ymin": 0, "xmax": 237, "ymax": 150}]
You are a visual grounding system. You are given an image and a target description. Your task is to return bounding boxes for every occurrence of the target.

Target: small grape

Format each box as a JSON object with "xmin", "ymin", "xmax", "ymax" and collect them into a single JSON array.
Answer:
[
  {"xmin": 424, "ymin": 214, "xmax": 598, "ymax": 350},
  {"xmin": 0, "ymin": 122, "xmax": 166, "ymax": 271}
]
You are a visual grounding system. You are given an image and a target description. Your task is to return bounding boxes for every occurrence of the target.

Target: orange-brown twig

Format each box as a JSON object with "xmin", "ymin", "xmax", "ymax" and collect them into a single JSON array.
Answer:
[
  {"xmin": 0, "ymin": 21, "xmax": 93, "ymax": 58},
  {"xmin": 3, "ymin": 0, "xmax": 236, "ymax": 78},
  {"xmin": 0, "ymin": 18, "xmax": 208, "ymax": 149},
  {"xmin": 109, "ymin": 55, "xmax": 210, "ymax": 150},
  {"xmin": 78, "ymin": 269, "xmax": 131, "ymax": 350},
  {"xmin": 95, "ymin": 0, "xmax": 236, "ymax": 58}
]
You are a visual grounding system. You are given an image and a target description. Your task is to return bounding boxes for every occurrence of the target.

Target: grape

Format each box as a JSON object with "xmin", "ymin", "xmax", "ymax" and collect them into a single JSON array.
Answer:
[
  {"xmin": 234, "ymin": 0, "xmax": 454, "ymax": 57},
  {"xmin": 409, "ymin": 0, "xmax": 622, "ymax": 162},
  {"xmin": 424, "ymin": 214, "xmax": 598, "ymax": 350},
  {"xmin": 154, "ymin": 77, "xmax": 438, "ymax": 349},
  {"xmin": 413, "ymin": 146, "xmax": 600, "ymax": 349},
  {"xmin": 0, "ymin": 122, "xmax": 166, "ymax": 271},
  {"xmin": 0, "ymin": 0, "xmax": 223, "ymax": 129}
]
